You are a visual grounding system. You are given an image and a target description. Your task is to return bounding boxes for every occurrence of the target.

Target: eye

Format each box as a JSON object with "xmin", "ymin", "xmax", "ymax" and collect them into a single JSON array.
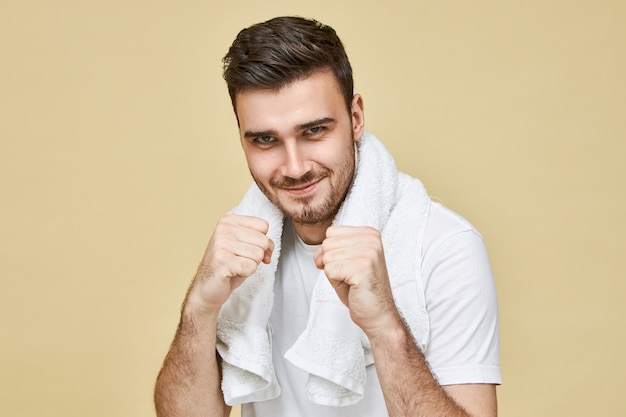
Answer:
[
  {"xmin": 305, "ymin": 126, "xmax": 325, "ymax": 136},
  {"xmin": 253, "ymin": 135, "xmax": 276, "ymax": 146}
]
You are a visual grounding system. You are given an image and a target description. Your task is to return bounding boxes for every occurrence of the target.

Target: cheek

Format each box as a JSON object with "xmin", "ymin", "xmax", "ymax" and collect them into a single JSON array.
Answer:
[
  {"xmin": 246, "ymin": 153, "xmax": 276, "ymax": 183},
  {"xmin": 328, "ymin": 142, "xmax": 355, "ymax": 171}
]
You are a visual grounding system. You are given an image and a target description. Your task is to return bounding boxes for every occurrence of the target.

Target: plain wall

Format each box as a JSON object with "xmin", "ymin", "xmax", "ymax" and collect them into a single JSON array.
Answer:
[{"xmin": 1, "ymin": 1, "xmax": 625, "ymax": 416}]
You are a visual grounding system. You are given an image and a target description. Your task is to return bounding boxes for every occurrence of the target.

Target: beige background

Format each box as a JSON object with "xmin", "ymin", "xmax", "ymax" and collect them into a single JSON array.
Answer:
[{"xmin": 1, "ymin": 1, "xmax": 625, "ymax": 416}]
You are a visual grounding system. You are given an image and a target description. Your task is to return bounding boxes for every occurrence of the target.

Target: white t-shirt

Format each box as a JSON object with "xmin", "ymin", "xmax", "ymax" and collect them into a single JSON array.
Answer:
[{"xmin": 243, "ymin": 202, "xmax": 501, "ymax": 417}]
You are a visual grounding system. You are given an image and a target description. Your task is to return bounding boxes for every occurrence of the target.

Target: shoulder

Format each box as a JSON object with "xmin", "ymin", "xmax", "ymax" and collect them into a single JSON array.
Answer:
[
  {"xmin": 420, "ymin": 201, "xmax": 493, "ymax": 291},
  {"xmin": 423, "ymin": 201, "xmax": 485, "ymax": 256}
]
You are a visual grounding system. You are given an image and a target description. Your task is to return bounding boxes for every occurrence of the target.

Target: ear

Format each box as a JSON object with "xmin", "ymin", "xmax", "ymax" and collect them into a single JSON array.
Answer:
[{"xmin": 350, "ymin": 94, "xmax": 365, "ymax": 141}]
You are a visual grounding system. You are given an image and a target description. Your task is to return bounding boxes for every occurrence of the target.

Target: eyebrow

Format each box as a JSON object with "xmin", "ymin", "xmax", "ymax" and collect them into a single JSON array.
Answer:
[
  {"xmin": 243, "ymin": 117, "xmax": 337, "ymax": 139},
  {"xmin": 243, "ymin": 129, "xmax": 277, "ymax": 140},
  {"xmin": 297, "ymin": 117, "xmax": 336, "ymax": 131}
]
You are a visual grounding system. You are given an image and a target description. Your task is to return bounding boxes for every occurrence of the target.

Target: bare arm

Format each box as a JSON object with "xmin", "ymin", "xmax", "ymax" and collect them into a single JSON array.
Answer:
[
  {"xmin": 154, "ymin": 214, "xmax": 274, "ymax": 417},
  {"xmin": 315, "ymin": 226, "xmax": 497, "ymax": 417},
  {"xmin": 368, "ymin": 313, "xmax": 496, "ymax": 417},
  {"xmin": 154, "ymin": 302, "xmax": 230, "ymax": 417}
]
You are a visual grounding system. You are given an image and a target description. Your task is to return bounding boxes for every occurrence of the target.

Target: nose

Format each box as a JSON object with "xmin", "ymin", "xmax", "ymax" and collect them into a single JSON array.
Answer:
[{"xmin": 281, "ymin": 140, "xmax": 309, "ymax": 179}]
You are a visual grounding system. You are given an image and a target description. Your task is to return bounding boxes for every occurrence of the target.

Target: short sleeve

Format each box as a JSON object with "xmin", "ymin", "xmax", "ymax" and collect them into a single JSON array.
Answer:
[{"xmin": 421, "ymin": 205, "xmax": 501, "ymax": 385}]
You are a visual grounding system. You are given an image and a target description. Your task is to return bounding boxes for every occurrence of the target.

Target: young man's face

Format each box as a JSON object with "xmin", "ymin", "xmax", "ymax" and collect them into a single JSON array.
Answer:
[{"xmin": 235, "ymin": 70, "xmax": 364, "ymax": 232}]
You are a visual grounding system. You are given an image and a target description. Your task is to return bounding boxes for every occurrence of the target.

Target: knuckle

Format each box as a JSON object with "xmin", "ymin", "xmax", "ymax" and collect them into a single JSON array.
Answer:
[
  {"xmin": 257, "ymin": 218, "xmax": 270, "ymax": 233},
  {"xmin": 246, "ymin": 245, "xmax": 265, "ymax": 262},
  {"xmin": 213, "ymin": 222, "xmax": 233, "ymax": 237},
  {"xmin": 222, "ymin": 213, "xmax": 238, "ymax": 222},
  {"xmin": 363, "ymin": 246, "xmax": 378, "ymax": 258},
  {"xmin": 238, "ymin": 258, "xmax": 259, "ymax": 277},
  {"xmin": 212, "ymin": 247, "xmax": 230, "ymax": 264}
]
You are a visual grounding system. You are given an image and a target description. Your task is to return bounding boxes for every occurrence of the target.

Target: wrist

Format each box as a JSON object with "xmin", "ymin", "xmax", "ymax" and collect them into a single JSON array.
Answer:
[
  {"xmin": 182, "ymin": 291, "xmax": 222, "ymax": 322},
  {"xmin": 364, "ymin": 311, "xmax": 407, "ymax": 344}
]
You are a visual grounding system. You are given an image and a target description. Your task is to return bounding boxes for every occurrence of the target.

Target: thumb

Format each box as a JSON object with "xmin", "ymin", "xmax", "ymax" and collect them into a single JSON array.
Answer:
[
  {"xmin": 313, "ymin": 247, "xmax": 324, "ymax": 269},
  {"xmin": 262, "ymin": 239, "xmax": 275, "ymax": 264},
  {"xmin": 327, "ymin": 277, "xmax": 350, "ymax": 306}
]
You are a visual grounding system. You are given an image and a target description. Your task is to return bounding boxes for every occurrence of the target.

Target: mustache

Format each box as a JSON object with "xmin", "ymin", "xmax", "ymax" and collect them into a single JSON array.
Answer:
[{"xmin": 270, "ymin": 170, "xmax": 329, "ymax": 188}]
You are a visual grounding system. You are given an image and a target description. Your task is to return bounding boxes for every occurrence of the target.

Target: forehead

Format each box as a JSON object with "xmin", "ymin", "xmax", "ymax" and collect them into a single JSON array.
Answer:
[{"xmin": 234, "ymin": 71, "xmax": 346, "ymax": 133}]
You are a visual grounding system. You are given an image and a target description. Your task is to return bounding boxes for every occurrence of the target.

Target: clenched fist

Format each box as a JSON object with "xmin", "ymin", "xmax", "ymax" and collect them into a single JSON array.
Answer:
[
  {"xmin": 186, "ymin": 214, "xmax": 274, "ymax": 313},
  {"xmin": 314, "ymin": 226, "xmax": 399, "ymax": 337}
]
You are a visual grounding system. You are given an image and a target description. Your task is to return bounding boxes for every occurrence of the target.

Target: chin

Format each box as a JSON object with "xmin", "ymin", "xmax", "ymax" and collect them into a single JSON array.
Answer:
[{"xmin": 286, "ymin": 203, "xmax": 339, "ymax": 225}]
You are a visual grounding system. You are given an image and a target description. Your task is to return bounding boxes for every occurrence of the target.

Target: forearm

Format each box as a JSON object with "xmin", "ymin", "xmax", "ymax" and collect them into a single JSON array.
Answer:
[
  {"xmin": 370, "ymin": 316, "xmax": 469, "ymax": 417},
  {"xmin": 154, "ymin": 214, "xmax": 273, "ymax": 416},
  {"xmin": 154, "ymin": 305, "xmax": 229, "ymax": 417}
]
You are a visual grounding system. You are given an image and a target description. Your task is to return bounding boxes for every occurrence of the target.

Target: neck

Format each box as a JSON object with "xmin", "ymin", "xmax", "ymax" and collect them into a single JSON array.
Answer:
[{"xmin": 292, "ymin": 220, "xmax": 331, "ymax": 245}]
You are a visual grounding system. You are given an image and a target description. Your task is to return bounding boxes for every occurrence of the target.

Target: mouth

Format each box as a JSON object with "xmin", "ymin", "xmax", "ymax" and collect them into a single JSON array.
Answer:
[{"xmin": 281, "ymin": 178, "xmax": 323, "ymax": 196}]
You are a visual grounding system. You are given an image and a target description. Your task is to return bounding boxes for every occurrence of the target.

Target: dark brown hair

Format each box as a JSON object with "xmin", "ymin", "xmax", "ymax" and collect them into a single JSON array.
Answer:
[{"xmin": 223, "ymin": 16, "xmax": 354, "ymax": 112}]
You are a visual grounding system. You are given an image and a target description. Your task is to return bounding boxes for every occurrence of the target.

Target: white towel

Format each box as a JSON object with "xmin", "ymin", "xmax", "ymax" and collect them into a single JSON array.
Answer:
[{"xmin": 216, "ymin": 131, "xmax": 432, "ymax": 406}]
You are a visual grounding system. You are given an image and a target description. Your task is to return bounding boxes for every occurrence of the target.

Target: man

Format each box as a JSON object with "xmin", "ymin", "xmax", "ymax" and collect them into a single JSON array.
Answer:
[{"xmin": 155, "ymin": 16, "xmax": 500, "ymax": 417}]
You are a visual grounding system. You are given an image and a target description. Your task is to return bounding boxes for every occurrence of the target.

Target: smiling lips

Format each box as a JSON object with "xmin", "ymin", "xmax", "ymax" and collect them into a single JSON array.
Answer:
[{"xmin": 281, "ymin": 178, "xmax": 323, "ymax": 196}]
